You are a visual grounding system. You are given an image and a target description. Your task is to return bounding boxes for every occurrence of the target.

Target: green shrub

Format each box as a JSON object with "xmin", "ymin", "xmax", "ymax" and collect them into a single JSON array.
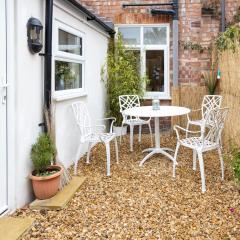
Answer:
[
  {"xmin": 216, "ymin": 26, "xmax": 240, "ymax": 53},
  {"xmin": 31, "ymin": 133, "xmax": 56, "ymax": 175},
  {"xmin": 101, "ymin": 34, "xmax": 149, "ymax": 126},
  {"xmin": 233, "ymin": 149, "xmax": 240, "ymax": 184}
]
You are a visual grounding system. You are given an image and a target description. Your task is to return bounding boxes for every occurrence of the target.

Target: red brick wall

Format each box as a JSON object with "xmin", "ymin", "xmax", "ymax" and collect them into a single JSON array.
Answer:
[
  {"xmin": 226, "ymin": 0, "xmax": 239, "ymax": 24},
  {"xmin": 79, "ymin": 0, "xmax": 240, "ymax": 87}
]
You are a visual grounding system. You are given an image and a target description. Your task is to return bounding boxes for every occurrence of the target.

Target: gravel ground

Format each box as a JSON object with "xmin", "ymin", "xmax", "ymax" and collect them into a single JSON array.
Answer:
[{"xmin": 15, "ymin": 134, "xmax": 240, "ymax": 240}]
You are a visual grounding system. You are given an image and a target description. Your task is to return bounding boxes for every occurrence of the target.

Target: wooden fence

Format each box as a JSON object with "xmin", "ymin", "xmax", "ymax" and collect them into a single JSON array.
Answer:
[{"xmin": 219, "ymin": 47, "xmax": 240, "ymax": 147}]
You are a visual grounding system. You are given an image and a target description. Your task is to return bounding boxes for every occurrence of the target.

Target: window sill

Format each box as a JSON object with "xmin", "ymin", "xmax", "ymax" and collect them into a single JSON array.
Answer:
[
  {"xmin": 53, "ymin": 91, "xmax": 87, "ymax": 102},
  {"xmin": 143, "ymin": 94, "xmax": 172, "ymax": 100}
]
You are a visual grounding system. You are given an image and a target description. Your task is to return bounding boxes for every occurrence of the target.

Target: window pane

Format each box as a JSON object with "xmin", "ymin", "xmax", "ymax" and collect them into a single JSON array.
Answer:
[
  {"xmin": 146, "ymin": 50, "xmax": 164, "ymax": 92},
  {"xmin": 118, "ymin": 27, "xmax": 140, "ymax": 45},
  {"xmin": 58, "ymin": 29, "xmax": 82, "ymax": 55},
  {"xmin": 55, "ymin": 61, "xmax": 82, "ymax": 91},
  {"xmin": 144, "ymin": 27, "xmax": 167, "ymax": 45}
]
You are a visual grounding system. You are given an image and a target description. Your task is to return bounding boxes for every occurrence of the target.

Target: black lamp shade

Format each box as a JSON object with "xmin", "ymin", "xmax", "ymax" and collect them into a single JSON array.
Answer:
[{"xmin": 27, "ymin": 17, "xmax": 43, "ymax": 53}]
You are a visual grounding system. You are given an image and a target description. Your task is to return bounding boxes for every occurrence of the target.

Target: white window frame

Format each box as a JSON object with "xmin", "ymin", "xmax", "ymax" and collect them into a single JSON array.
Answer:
[
  {"xmin": 116, "ymin": 24, "xmax": 170, "ymax": 99},
  {"xmin": 52, "ymin": 20, "xmax": 86, "ymax": 101}
]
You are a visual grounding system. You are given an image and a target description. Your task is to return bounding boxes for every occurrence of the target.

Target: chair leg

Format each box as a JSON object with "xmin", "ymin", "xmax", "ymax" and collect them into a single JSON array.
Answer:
[
  {"xmin": 105, "ymin": 142, "xmax": 111, "ymax": 176},
  {"xmin": 130, "ymin": 124, "xmax": 134, "ymax": 152},
  {"xmin": 120, "ymin": 122, "xmax": 124, "ymax": 144},
  {"xmin": 86, "ymin": 142, "xmax": 92, "ymax": 164},
  {"xmin": 138, "ymin": 125, "xmax": 142, "ymax": 143},
  {"xmin": 115, "ymin": 138, "xmax": 119, "ymax": 164},
  {"xmin": 218, "ymin": 147, "xmax": 224, "ymax": 180},
  {"xmin": 173, "ymin": 142, "xmax": 180, "ymax": 178},
  {"xmin": 186, "ymin": 122, "xmax": 189, "ymax": 138},
  {"xmin": 148, "ymin": 122, "xmax": 153, "ymax": 147},
  {"xmin": 197, "ymin": 151, "xmax": 206, "ymax": 193},
  {"xmin": 193, "ymin": 150, "xmax": 197, "ymax": 171},
  {"xmin": 74, "ymin": 144, "xmax": 82, "ymax": 175}
]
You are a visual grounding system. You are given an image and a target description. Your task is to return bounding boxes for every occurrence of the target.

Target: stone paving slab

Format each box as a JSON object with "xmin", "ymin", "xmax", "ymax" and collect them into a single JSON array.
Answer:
[
  {"xmin": 29, "ymin": 176, "xmax": 86, "ymax": 210},
  {"xmin": 0, "ymin": 217, "xmax": 34, "ymax": 240}
]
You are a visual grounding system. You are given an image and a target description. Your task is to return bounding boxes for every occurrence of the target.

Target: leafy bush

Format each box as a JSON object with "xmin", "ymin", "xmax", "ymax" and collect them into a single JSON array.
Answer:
[
  {"xmin": 31, "ymin": 133, "xmax": 56, "ymax": 175},
  {"xmin": 216, "ymin": 26, "xmax": 240, "ymax": 53},
  {"xmin": 102, "ymin": 34, "xmax": 148, "ymax": 126},
  {"xmin": 232, "ymin": 149, "xmax": 240, "ymax": 184}
]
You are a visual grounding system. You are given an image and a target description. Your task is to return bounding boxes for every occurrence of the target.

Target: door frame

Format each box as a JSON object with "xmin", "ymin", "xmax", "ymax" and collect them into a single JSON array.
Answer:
[
  {"xmin": 3, "ymin": 0, "xmax": 16, "ymax": 214},
  {"xmin": 0, "ymin": 0, "xmax": 8, "ymax": 215}
]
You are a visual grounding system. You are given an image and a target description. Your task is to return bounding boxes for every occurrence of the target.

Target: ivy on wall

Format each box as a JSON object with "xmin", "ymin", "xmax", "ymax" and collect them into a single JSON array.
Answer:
[{"xmin": 179, "ymin": 40, "xmax": 210, "ymax": 53}]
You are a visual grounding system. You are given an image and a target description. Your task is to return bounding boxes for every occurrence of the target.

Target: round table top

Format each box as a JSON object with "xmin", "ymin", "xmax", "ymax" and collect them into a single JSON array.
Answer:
[{"xmin": 123, "ymin": 106, "xmax": 190, "ymax": 118}]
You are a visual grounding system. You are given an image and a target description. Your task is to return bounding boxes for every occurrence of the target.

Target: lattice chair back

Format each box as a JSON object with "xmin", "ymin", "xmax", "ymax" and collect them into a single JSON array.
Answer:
[
  {"xmin": 72, "ymin": 102, "xmax": 92, "ymax": 141},
  {"xmin": 119, "ymin": 95, "xmax": 140, "ymax": 112},
  {"xmin": 202, "ymin": 95, "xmax": 222, "ymax": 121},
  {"xmin": 119, "ymin": 95, "xmax": 140, "ymax": 121},
  {"xmin": 203, "ymin": 107, "xmax": 229, "ymax": 145}
]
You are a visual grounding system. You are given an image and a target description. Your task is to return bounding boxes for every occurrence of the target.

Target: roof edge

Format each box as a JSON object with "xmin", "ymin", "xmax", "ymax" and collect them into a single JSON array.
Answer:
[{"xmin": 65, "ymin": 0, "xmax": 115, "ymax": 35}]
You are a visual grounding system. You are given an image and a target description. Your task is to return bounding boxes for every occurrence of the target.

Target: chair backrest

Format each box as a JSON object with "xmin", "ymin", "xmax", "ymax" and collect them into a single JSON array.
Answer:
[
  {"xmin": 202, "ymin": 95, "xmax": 222, "ymax": 120},
  {"xmin": 119, "ymin": 95, "xmax": 140, "ymax": 113},
  {"xmin": 72, "ymin": 101, "xmax": 92, "ymax": 139},
  {"xmin": 203, "ymin": 107, "xmax": 229, "ymax": 144}
]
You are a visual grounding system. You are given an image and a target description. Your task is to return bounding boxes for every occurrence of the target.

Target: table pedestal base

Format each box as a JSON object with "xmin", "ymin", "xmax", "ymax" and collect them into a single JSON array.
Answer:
[
  {"xmin": 140, "ymin": 148, "xmax": 175, "ymax": 166},
  {"xmin": 139, "ymin": 117, "xmax": 175, "ymax": 167}
]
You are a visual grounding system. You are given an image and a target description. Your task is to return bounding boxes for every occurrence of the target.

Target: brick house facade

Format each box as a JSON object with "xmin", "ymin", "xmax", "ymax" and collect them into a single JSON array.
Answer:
[
  {"xmin": 79, "ymin": 0, "xmax": 239, "ymax": 87},
  {"xmin": 78, "ymin": 0, "xmax": 239, "ymax": 130}
]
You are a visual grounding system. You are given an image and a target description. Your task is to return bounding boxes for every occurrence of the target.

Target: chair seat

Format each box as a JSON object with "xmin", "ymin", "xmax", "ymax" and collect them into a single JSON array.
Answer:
[
  {"xmin": 180, "ymin": 137, "xmax": 218, "ymax": 150},
  {"xmin": 124, "ymin": 118, "xmax": 149, "ymax": 125},
  {"xmin": 86, "ymin": 132, "xmax": 116, "ymax": 143}
]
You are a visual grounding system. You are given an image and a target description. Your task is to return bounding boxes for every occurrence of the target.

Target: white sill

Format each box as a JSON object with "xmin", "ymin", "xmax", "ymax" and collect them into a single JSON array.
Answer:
[
  {"xmin": 53, "ymin": 91, "xmax": 87, "ymax": 101},
  {"xmin": 143, "ymin": 95, "xmax": 172, "ymax": 100}
]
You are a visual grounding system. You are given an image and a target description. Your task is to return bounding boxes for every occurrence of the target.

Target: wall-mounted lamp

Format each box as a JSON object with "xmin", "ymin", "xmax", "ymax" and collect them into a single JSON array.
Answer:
[{"xmin": 27, "ymin": 17, "xmax": 43, "ymax": 54}]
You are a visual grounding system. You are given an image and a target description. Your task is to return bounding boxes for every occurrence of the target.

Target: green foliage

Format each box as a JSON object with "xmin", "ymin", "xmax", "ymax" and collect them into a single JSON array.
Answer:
[
  {"xmin": 31, "ymin": 134, "xmax": 56, "ymax": 175},
  {"xmin": 202, "ymin": 65, "xmax": 218, "ymax": 95},
  {"xmin": 180, "ymin": 41, "xmax": 210, "ymax": 53},
  {"xmin": 232, "ymin": 147, "xmax": 240, "ymax": 184},
  {"xmin": 216, "ymin": 26, "xmax": 240, "ymax": 53},
  {"xmin": 102, "ymin": 34, "xmax": 148, "ymax": 126}
]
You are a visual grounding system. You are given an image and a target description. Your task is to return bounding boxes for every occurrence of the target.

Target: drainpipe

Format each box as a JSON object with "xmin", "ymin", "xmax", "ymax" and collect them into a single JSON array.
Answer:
[
  {"xmin": 44, "ymin": 0, "xmax": 53, "ymax": 109},
  {"xmin": 172, "ymin": 0, "xmax": 179, "ymax": 87},
  {"xmin": 221, "ymin": 0, "xmax": 226, "ymax": 32}
]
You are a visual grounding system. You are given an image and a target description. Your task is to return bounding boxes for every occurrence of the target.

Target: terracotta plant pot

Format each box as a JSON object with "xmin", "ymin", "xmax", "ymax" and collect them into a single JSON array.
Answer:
[{"xmin": 29, "ymin": 165, "xmax": 63, "ymax": 200}]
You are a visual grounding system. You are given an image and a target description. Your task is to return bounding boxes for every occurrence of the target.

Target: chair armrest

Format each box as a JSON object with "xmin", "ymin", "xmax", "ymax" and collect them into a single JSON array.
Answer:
[
  {"xmin": 85, "ymin": 125, "xmax": 106, "ymax": 133},
  {"xmin": 174, "ymin": 125, "xmax": 201, "ymax": 140},
  {"xmin": 187, "ymin": 108, "xmax": 201, "ymax": 121},
  {"xmin": 96, "ymin": 117, "xmax": 116, "ymax": 133}
]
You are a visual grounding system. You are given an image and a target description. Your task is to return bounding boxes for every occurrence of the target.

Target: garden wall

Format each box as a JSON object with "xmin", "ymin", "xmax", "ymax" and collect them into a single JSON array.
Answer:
[{"xmin": 219, "ymin": 47, "xmax": 240, "ymax": 147}]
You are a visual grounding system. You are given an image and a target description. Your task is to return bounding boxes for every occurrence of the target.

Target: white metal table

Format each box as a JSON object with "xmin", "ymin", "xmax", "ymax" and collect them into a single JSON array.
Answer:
[{"xmin": 123, "ymin": 106, "xmax": 190, "ymax": 166}]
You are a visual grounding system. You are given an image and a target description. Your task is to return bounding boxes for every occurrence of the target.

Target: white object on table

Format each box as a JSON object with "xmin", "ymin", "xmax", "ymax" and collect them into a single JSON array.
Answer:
[{"xmin": 123, "ymin": 106, "xmax": 190, "ymax": 166}]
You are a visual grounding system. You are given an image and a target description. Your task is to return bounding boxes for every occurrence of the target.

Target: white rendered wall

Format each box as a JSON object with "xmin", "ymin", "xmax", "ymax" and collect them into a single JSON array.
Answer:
[
  {"xmin": 14, "ymin": 0, "xmax": 44, "ymax": 208},
  {"xmin": 10, "ymin": 0, "xmax": 108, "ymax": 210},
  {"xmin": 53, "ymin": 1, "xmax": 108, "ymax": 168}
]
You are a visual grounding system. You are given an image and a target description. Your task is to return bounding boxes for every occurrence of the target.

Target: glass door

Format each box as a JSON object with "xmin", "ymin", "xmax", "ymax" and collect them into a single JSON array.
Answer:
[{"xmin": 143, "ymin": 47, "xmax": 168, "ymax": 99}]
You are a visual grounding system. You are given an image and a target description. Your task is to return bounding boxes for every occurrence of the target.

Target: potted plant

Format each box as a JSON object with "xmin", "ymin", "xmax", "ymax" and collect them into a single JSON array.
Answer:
[
  {"xmin": 102, "ymin": 35, "xmax": 148, "ymax": 135},
  {"xmin": 29, "ymin": 133, "xmax": 63, "ymax": 200}
]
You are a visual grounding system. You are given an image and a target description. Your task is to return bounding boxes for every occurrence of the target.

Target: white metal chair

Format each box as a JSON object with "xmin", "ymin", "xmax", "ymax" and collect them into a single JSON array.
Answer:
[
  {"xmin": 119, "ymin": 95, "xmax": 153, "ymax": 151},
  {"xmin": 72, "ymin": 101, "xmax": 118, "ymax": 176},
  {"xmin": 186, "ymin": 95, "xmax": 222, "ymax": 137},
  {"xmin": 173, "ymin": 107, "xmax": 229, "ymax": 193}
]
